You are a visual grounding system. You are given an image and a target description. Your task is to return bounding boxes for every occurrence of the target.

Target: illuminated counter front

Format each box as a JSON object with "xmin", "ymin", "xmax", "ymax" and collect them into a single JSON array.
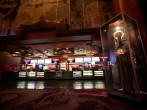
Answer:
[
  {"xmin": 83, "ymin": 71, "xmax": 93, "ymax": 77},
  {"xmin": 73, "ymin": 71, "xmax": 82, "ymax": 77},
  {"xmin": 94, "ymin": 71, "xmax": 104, "ymax": 77},
  {"xmin": 36, "ymin": 72, "xmax": 44, "ymax": 77},
  {"xmin": 19, "ymin": 72, "xmax": 26, "ymax": 77},
  {"xmin": 28, "ymin": 71, "xmax": 36, "ymax": 77}
]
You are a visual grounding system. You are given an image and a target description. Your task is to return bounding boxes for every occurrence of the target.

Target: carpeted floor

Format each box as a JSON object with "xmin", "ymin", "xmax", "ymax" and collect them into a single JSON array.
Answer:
[{"xmin": 0, "ymin": 88, "xmax": 146, "ymax": 110}]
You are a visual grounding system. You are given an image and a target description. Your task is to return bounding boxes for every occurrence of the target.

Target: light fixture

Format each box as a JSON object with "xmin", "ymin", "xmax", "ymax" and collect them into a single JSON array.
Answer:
[
  {"xmin": 113, "ymin": 30, "xmax": 124, "ymax": 40},
  {"xmin": 115, "ymin": 26, "xmax": 121, "ymax": 31},
  {"xmin": 115, "ymin": 48, "xmax": 127, "ymax": 55}
]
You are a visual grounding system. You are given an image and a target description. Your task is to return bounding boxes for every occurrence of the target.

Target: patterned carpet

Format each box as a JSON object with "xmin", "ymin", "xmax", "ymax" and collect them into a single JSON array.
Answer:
[{"xmin": 0, "ymin": 88, "xmax": 145, "ymax": 110}]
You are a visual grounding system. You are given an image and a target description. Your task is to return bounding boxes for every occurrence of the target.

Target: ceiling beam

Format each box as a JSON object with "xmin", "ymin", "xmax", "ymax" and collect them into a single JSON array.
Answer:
[{"xmin": 5, "ymin": 35, "xmax": 92, "ymax": 45}]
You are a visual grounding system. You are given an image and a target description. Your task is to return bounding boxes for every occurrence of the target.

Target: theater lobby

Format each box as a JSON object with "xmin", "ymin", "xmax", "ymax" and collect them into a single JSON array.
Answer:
[{"xmin": 0, "ymin": 0, "xmax": 147, "ymax": 110}]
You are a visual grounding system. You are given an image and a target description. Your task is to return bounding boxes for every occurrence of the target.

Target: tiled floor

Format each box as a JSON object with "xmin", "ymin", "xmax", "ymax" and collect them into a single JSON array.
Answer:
[{"xmin": 0, "ymin": 80, "xmax": 106, "ymax": 89}]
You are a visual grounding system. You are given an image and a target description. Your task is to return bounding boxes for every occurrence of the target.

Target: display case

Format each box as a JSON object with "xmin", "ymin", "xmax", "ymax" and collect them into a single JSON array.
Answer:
[
  {"xmin": 28, "ymin": 71, "xmax": 36, "ymax": 77},
  {"xmin": 19, "ymin": 72, "xmax": 26, "ymax": 77},
  {"xmin": 73, "ymin": 71, "xmax": 82, "ymax": 77},
  {"xmin": 94, "ymin": 71, "xmax": 104, "ymax": 77},
  {"xmin": 100, "ymin": 13, "xmax": 147, "ymax": 94},
  {"xmin": 83, "ymin": 70, "xmax": 93, "ymax": 77},
  {"xmin": 36, "ymin": 72, "xmax": 44, "ymax": 77}
]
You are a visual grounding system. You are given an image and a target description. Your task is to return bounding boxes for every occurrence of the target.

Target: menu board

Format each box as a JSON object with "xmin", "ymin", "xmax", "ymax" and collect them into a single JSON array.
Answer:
[
  {"xmin": 92, "ymin": 57, "xmax": 100, "ymax": 62},
  {"xmin": 84, "ymin": 57, "xmax": 91, "ymax": 62},
  {"xmin": 75, "ymin": 58, "xmax": 83, "ymax": 63},
  {"xmin": 45, "ymin": 59, "xmax": 52, "ymax": 64},
  {"xmin": 30, "ymin": 60, "xmax": 37, "ymax": 64},
  {"xmin": 38, "ymin": 59, "xmax": 44, "ymax": 64}
]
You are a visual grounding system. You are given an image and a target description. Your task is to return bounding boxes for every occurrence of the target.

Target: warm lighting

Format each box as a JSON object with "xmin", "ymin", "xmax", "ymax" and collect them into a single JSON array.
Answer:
[
  {"xmin": 56, "ymin": 21, "xmax": 60, "ymax": 23},
  {"xmin": 12, "ymin": 54, "xmax": 19, "ymax": 57},
  {"xmin": 115, "ymin": 26, "xmax": 121, "ymax": 31},
  {"xmin": 103, "ymin": 29, "xmax": 106, "ymax": 32},
  {"xmin": 113, "ymin": 30, "xmax": 124, "ymax": 40},
  {"xmin": 116, "ymin": 48, "xmax": 127, "ymax": 55},
  {"xmin": 15, "ymin": 51, "xmax": 20, "ymax": 54},
  {"xmin": 113, "ymin": 29, "xmax": 125, "ymax": 50}
]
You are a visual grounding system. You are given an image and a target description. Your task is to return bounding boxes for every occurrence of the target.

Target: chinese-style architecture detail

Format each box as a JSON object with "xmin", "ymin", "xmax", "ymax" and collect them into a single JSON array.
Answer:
[
  {"xmin": 0, "ymin": 0, "xmax": 147, "ymax": 101},
  {"xmin": 0, "ymin": 0, "xmax": 114, "ymax": 36}
]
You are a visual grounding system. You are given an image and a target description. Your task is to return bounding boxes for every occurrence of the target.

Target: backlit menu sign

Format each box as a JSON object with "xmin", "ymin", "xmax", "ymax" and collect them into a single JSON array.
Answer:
[
  {"xmin": 38, "ymin": 59, "xmax": 44, "ymax": 64},
  {"xmin": 84, "ymin": 57, "xmax": 91, "ymax": 62},
  {"xmin": 30, "ymin": 60, "xmax": 37, "ymax": 64},
  {"xmin": 75, "ymin": 58, "xmax": 83, "ymax": 63},
  {"xmin": 92, "ymin": 57, "xmax": 100, "ymax": 62},
  {"xmin": 45, "ymin": 59, "xmax": 52, "ymax": 64}
]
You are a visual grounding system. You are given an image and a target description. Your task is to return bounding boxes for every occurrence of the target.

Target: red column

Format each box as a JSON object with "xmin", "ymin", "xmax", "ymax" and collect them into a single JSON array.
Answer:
[{"xmin": 112, "ymin": 0, "xmax": 121, "ymax": 14}]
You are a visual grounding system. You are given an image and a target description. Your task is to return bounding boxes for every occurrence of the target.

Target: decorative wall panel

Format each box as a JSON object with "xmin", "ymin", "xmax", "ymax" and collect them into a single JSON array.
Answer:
[{"xmin": 0, "ymin": 0, "xmax": 114, "ymax": 36}]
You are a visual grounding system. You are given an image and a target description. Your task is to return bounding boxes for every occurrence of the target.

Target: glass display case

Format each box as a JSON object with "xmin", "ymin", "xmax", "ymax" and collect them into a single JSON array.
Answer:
[
  {"xmin": 73, "ymin": 71, "xmax": 82, "ymax": 77},
  {"xmin": 36, "ymin": 72, "xmax": 44, "ymax": 77},
  {"xmin": 19, "ymin": 72, "xmax": 26, "ymax": 77},
  {"xmin": 94, "ymin": 71, "xmax": 104, "ymax": 77},
  {"xmin": 83, "ymin": 70, "xmax": 93, "ymax": 77},
  {"xmin": 100, "ymin": 13, "xmax": 147, "ymax": 94},
  {"xmin": 28, "ymin": 71, "xmax": 36, "ymax": 77}
]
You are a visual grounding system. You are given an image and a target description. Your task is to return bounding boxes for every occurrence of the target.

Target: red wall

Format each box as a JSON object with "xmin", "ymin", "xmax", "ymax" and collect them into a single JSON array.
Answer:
[
  {"xmin": 113, "ymin": 0, "xmax": 147, "ymax": 58},
  {"xmin": 27, "ymin": 31, "xmax": 56, "ymax": 39}
]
